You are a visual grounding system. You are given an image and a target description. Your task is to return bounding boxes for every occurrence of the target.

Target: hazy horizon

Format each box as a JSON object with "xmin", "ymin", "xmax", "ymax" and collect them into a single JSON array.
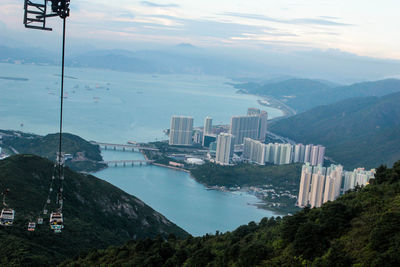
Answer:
[{"xmin": 1, "ymin": 1, "xmax": 400, "ymax": 83}]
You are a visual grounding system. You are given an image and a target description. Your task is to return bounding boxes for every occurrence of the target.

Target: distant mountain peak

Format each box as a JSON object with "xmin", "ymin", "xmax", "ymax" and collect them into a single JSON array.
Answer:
[{"xmin": 176, "ymin": 43, "xmax": 196, "ymax": 48}]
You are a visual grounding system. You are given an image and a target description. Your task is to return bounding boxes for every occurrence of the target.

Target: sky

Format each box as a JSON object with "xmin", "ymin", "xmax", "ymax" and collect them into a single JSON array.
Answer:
[{"xmin": 1, "ymin": 0, "xmax": 400, "ymax": 60}]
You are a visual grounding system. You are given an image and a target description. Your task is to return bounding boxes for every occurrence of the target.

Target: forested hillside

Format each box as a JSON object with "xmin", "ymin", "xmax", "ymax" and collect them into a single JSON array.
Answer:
[
  {"xmin": 61, "ymin": 160, "xmax": 400, "ymax": 266},
  {"xmin": 1, "ymin": 132, "xmax": 106, "ymax": 172},
  {"xmin": 235, "ymin": 78, "xmax": 400, "ymax": 112},
  {"xmin": 0, "ymin": 155, "xmax": 188, "ymax": 266},
  {"xmin": 270, "ymin": 92, "xmax": 400, "ymax": 169}
]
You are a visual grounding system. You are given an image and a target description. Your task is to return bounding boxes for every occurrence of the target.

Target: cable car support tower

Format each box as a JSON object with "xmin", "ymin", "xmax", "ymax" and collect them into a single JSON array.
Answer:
[{"xmin": 23, "ymin": 0, "xmax": 71, "ymax": 233}]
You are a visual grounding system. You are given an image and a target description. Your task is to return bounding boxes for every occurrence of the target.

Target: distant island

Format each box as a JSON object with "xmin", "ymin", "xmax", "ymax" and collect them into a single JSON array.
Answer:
[
  {"xmin": 0, "ymin": 76, "xmax": 29, "ymax": 81},
  {"xmin": 53, "ymin": 74, "xmax": 78, "ymax": 79}
]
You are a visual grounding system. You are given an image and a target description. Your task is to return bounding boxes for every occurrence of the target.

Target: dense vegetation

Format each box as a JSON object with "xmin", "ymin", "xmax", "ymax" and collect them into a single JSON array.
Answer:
[
  {"xmin": 191, "ymin": 162, "xmax": 301, "ymax": 188},
  {"xmin": 270, "ymin": 92, "xmax": 400, "ymax": 169},
  {"xmin": 62, "ymin": 160, "xmax": 400, "ymax": 266},
  {"xmin": 235, "ymin": 78, "xmax": 400, "ymax": 112},
  {"xmin": 1, "ymin": 132, "xmax": 106, "ymax": 172},
  {"xmin": 0, "ymin": 155, "xmax": 188, "ymax": 266},
  {"xmin": 191, "ymin": 163, "xmax": 302, "ymax": 214}
]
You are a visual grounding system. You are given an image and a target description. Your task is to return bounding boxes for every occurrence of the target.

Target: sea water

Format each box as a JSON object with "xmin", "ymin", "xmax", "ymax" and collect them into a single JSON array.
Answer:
[{"xmin": 0, "ymin": 62, "xmax": 282, "ymax": 235}]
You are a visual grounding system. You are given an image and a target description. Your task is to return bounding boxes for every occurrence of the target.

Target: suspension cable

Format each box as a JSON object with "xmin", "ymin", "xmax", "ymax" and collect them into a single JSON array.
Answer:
[{"xmin": 57, "ymin": 17, "xmax": 66, "ymax": 212}]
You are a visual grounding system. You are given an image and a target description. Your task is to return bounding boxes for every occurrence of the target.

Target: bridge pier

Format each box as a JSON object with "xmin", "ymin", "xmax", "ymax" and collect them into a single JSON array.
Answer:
[{"xmin": 104, "ymin": 145, "xmax": 107, "ymax": 150}]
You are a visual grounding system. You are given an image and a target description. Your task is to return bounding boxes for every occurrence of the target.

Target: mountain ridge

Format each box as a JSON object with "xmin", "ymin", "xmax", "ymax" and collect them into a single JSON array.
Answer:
[
  {"xmin": 235, "ymin": 78, "xmax": 400, "ymax": 112},
  {"xmin": 269, "ymin": 91, "xmax": 400, "ymax": 169}
]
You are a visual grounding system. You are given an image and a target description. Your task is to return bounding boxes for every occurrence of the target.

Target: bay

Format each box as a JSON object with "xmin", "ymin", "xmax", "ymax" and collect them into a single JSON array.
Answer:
[{"xmin": 0, "ymin": 62, "xmax": 283, "ymax": 235}]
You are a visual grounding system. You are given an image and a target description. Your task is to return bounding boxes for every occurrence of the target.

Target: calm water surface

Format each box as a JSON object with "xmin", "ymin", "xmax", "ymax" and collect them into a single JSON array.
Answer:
[
  {"xmin": 97, "ymin": 150, "xmax": 277, "ymax": 236},
  {"xmin": 0, "ymin": 63, "xmax": 282, "ymax": 235}
]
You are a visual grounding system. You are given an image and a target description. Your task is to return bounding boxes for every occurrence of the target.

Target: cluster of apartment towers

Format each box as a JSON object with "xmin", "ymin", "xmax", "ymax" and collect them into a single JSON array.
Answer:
[
  {"xmin": 168, "ymin": 108, "xmax": 325, "ymax": 166},
  {"xmin": 169, "ymin": 108, "xmax": 266, "ymax": 165},
  {"xmin": 168, "ymin": 108, "xmax": 375, "ymax": 209},
  {"xmin": 297, "ymin": 163, "xmax": 376, "ymax": 208}
]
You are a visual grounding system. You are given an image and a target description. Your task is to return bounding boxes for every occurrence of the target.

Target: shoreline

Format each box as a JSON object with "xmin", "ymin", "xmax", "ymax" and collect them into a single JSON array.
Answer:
[
  {"xmin": 152, "ymin": 162, "xmax": 191, "ymax": 173},
  {"xmin": 235, "ymin": 88, "xmax": 296, "ymax": 121},
  {"xmin": 140, "ymin": 150, "xmax": 293, "ymax": 215},
  {"xmin": 256, "ymin": 96, "xmax": 296, "ymax": 120}
]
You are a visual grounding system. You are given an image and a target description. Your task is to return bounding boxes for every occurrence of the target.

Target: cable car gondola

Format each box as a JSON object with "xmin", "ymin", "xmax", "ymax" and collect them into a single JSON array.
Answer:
[
  {"xmin": 50, "ymin": 212, "xmax": 64, "ymax": 232},
  {"xmin": 27, "ymin": 222, "xmax": 36, "ymax": 231},
  {"xmin": 0, "ymin": 208, "xmax": 15, "ymax": 226}
]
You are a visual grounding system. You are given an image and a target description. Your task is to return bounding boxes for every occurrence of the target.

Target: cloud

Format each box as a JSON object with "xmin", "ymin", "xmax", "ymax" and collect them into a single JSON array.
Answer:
[
  {"xmin": 319, "ymin": 16, "xmax": 340, "ymax": 20},
  {"xmin": 140, "ymin": 1, "xmax": 179, "ymax": 8},
  {"xmin": 117, "ymin": 11, "xmax": 135, "ymax": 19},
  {"xmin": 223, "ymin": 12, "xmax": 352, "ymax": 27}
]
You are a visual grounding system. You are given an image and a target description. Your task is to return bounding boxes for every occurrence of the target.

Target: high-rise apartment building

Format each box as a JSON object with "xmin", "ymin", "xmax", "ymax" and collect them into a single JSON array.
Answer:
[
  {"xmin": 309, "ymin": 165, "xmax": 326, "ymax": 208},
  {"xmin": 343, "ymin": 168, "xmax": 375, "ymax": 192},
  {"xmin": 303, "ymin": 144, "xmax": 325, "ymax": 165},
  {"xmin": 244, "ymin": 141, "xmax": 293, "ymax": 166},
  {"xmin": 243, "ymin": 138, "xmax": 252, "ymax": 160},
  {"xmin": 304, "ymin": 144, "xmax": 312, "ymax": 163},
  {"xmin": 279, "ymin": 143, "xmax": 292, "ymax": 165},
  {"xmin": 215, "ymin": 133, "xmax": 235, "ymax": 165},
  {"xmin": 230, "ymin": 115, "xmax": 260, "ymax": 144},
  {"xmin": 264, "ymin": 143, "xmax": 274, "ymax": 163},
  {"xmin": 298, "ymin": 163, "xmax": 344, "ymax": 208},
  {"xmin": 243, "ymin": 138, "xmax": 266, "ymax": 165},
  {"xmin": 169, "ymin": 116, "xmax": 194, "ymax": 146},
  {"xmin": 323, "ymin": 164, "xmax": 343, "ymax": 202},
  {"xmin": 247, "ymin": 108, "xmax": 261, "ymax": 116},
  {"xmin": 229, "ymin": 110, "xmax": 268, "ymax": 144},
  {"xmin": 202, "ymin": 116, "xmax": 213, "ymax": 146},
  {"xmin": 204, "ymin": 117, "xmax": 213, "ymax": 134},
  {"xmin": 193, "ymin": 130, "xmax": 203, "ymax": 144},
  {"xmin": 310, "ymin": 145, "xmax": 319, "ymax": 165},
  {"xmin": 317, "ymin": 145, "xmax": 326, "ymax": 165},
  {"xmin": 258, "ymin": 111, "xmax": 268, "ymax": 142},
  {"xmin": 299, "ymin": 144, "xmax": 305, "ymax": 163},
  {"xmin": 297, "ymin": 163, "xmax": 313, "ymax": 207},
  {"xmin": 293, "ymin": 144, "xmax": 303, "ymax": 163}
]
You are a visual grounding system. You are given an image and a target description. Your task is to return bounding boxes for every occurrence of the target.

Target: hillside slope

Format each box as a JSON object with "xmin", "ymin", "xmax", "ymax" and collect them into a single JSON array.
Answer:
[
  {"xmin": 1, "ymin": 132, "xmax": 106, "ymax": 172},
  {"xmin": 270, "ymin": 92, "xmax": 400, "ymax": 169},
  {"xmin": 0, "ymin": 155, "xmax": 188, "ymax": 266},
  {"xmin": 236, "ymin": 78, "xmax": 400, "ymax": 112},
  {"xmin": 62, "ymin": 161, "xmax": 400, "ymax": 266}
]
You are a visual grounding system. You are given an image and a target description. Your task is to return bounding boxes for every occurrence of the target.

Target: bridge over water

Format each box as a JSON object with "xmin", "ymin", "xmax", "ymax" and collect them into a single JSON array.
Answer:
[
  {"xmin": 91, "ymin": 142, "xmax": 159, "ymax": 152},
  {"xmin": 100, "ymin": 159, "xmax": 155, "ymax": 167}
]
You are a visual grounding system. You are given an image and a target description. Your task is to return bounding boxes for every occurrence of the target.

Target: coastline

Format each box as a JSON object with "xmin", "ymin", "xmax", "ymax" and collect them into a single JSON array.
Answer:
[
  {"xmin": 234, "ymin": 88, "xmax": 296, "ymax": 121},
  {"xmin": 152, "ymin": 162, "xmax": 191, "ymax": 173},
  {"xmin": 140, "ymin": 146, "xmax": 295, "ymax": 215}
]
